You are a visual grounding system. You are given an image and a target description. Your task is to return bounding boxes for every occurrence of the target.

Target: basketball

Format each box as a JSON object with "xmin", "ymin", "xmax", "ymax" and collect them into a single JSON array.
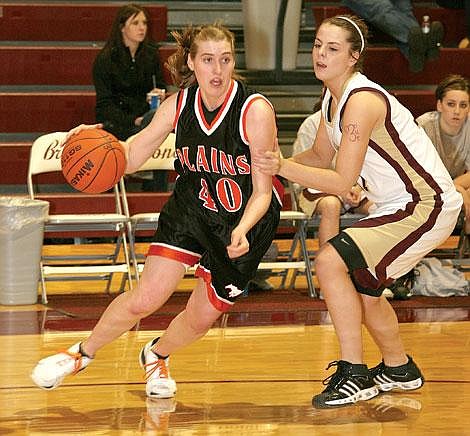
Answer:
[{"xmin": 61, "ymin": 128, "xmax": 126, "ymax": 193}]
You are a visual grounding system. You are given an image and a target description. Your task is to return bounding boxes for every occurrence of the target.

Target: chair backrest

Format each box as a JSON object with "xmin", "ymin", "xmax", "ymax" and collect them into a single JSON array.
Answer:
[
  {"xmin": 27, "ymin": 132, "xmax": 68, "ymax": 199},
  {"xmin": 127, "ymin": 133, "xmax": 176, "ymax": 172},
  {"xmin": 27, "ymin": 131, "xmax": 123, "ymax": 215}
]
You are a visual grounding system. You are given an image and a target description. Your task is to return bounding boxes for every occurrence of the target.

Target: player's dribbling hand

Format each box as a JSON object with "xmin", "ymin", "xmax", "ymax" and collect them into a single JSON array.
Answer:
[
  {"xmin": 66, "ymin": 123, "xmax": 104, "ymax": 141},
  {"xmin": 227, "ymin": 229, "xmax": 249, "ymax": 259}
]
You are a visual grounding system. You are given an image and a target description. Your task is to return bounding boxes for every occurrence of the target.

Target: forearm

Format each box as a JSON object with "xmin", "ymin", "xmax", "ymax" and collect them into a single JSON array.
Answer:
[
  {"xmin": 93, "ymin": 62, "xmax": 135, "ymax": 129},
  {"xmin": 279, "ymin": 158, "xmax": 354, "ymax": 196},
  {"xmin": 125, "ymin": 130, "xmax": 168, "ymax": 173},
  {"xmin": 236, "ymin": 191, "xmax": 272, "ymax": 234},
  {"xmin": 292, "ymin": 147, "xmax": 332, "ymax": 168}
]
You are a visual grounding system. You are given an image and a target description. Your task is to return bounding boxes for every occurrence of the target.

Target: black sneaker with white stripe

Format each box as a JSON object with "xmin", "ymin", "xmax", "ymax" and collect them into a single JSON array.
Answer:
[
  {"xmin": 312, "ymin": 360, "xmax": 379, "ymax": 409},
  {"xmin": 370, "ymin": 355, "xmax": 424, "ymax": 392}
]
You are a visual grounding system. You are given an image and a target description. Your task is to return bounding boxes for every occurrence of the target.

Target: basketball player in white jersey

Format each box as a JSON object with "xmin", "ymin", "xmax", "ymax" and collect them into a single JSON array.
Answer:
[
  {"xmin": 31, "ymin": 23, "xmax": 282, "ymax": 400},
  {"xmin": 254, "ymin": 15, "xmax": 463, "ymax": 408}
]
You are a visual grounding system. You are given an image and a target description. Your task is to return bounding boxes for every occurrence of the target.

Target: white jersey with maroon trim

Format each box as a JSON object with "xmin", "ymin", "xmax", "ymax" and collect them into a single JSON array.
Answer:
[
  {"xmin": 321, "ymin": 72, "xmax": 462, "ymax": 282},
  {"xmin": 322, "ymin": 72, "xmax": 460, "ymax": 215}
]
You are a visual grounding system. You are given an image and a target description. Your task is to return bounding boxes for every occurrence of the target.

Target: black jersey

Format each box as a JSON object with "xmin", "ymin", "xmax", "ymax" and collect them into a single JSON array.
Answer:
[
  {"xmin": 148, "ymin": 80, "xmax": 283, "ymax": 311},
  {"xmin": 172, "ymin": 79, "xmax": 283, "ymax": 226}
]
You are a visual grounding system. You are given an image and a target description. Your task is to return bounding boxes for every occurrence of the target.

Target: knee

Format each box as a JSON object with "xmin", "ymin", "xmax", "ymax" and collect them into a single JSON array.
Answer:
[
  {"xmin": 184, "ymin": 296, "xmax": 221, "ymax": 335},
  {"xmin": 315, "ymin": 245, "xmax": 345, "ymax": 278},
  {"xmin": 317, "ymin": 196, "xmax": 342, "ymax": 218},
  {"xmin": 127, "ymin": 292, "xmax": 154, "ymax": 319},
  {"xmin": 126, "ymin": 282, "xmax": 164, "ymax": 318},
  {"xmin": 361, "ymin": 293, "xmax": 382, "ymax": 310},
  {"xmin": 186, "ymin": 311, "xmax": 214, "ymax": 335}
]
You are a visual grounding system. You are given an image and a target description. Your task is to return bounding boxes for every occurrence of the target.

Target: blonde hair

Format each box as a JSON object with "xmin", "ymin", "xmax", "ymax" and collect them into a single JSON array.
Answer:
[{"xmin": 166, "ymin": 23, "xmax": 241, "ymax": 88}]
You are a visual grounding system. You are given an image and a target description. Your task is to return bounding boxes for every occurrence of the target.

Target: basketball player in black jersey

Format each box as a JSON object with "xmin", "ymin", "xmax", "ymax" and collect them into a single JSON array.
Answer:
[{"xmin": 31, "ymin": 23, "xmax": 283, "ymax": 400}]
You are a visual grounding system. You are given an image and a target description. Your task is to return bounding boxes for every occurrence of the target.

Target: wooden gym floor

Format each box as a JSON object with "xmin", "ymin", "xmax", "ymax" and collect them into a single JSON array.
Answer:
[
  {"xmin": 0, "ymin": 239, "xmax": 469, "ymax": 434},
  {"xmin": 1, "ymin": 320, "xmax": 470, "ymax": 435}
]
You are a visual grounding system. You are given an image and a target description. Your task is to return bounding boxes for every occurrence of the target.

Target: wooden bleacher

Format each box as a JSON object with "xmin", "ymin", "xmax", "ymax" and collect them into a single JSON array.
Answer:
[
  {"xmin": 1, "ymin": 2, "xmax": 468, "ymax": 139},
  {"xmin": 0, "ymin": 44, "xmax": 176, "ymax": 86},
  {"xmin": 364, "ymin": 47, "xmax": 470, "ymax": 86},
  {"xmin": 1, "ymin": 90, "xmax": 96, "ymax": 133},
  {"xmin": 0, "ymin": 3, "xmax": 168, "ymax": 42},
  {"xmin": 312, "ymin": 4, "xmax": 466, "ymax": 46}
]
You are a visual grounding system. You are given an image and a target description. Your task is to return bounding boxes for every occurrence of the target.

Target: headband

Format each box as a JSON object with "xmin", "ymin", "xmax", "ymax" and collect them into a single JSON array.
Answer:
[{"xmin": 336, "ymin": 16, "xmax": 365, "ymax": 53}]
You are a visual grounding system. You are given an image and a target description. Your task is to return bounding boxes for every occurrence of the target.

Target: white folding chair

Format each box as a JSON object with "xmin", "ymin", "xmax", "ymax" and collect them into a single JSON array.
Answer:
[
  {"xmin": 27, "ymin": 132, "xmax": 134, "ymax": 304},
  {"xmin": 270, "ymin": 181, "xmax": 315, "ymax": 297}
]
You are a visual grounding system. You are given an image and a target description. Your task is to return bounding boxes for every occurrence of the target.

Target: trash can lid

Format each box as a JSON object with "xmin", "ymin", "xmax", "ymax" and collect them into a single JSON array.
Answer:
[{"xmin": 0, "ymin": 196, "xmax": 49, "ymax": 231}]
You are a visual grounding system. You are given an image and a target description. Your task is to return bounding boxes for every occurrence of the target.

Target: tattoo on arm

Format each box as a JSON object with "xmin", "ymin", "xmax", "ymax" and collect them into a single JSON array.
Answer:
[{"xmin": 345, "ymin": 123, "xmax": 360, "ymax": 142}]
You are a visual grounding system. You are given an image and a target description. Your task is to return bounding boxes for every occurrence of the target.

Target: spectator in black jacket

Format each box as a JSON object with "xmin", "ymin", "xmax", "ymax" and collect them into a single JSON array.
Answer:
[{"xmin": 93, "ymin": 3, "xmax": 167, "ymax": 141}]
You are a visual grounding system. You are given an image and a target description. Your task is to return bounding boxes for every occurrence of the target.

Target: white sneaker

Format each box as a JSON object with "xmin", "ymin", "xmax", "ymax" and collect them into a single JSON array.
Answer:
[
  {"xmin": 140, "ymin": 339, "xmax": 177, "ymax": 399},
  {"xmin": 31, "ymin": 342, "xmax": 92, "ymax": 390}
]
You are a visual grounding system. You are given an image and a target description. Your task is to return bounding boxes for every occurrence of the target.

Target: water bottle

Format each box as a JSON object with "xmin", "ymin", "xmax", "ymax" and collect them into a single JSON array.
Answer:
[
  {"xmin": 147, "ymin": 92, "xmax": 160, "ymax": 110},
  {"xmin": 421, "ymin": 15, "xmax": 430, "ymax": 34}
]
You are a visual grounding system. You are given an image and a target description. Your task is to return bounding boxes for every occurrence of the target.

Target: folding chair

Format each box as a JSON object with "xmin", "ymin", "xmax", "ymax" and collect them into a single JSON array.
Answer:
[
  {"xmin": 268, "ymin": 207, "xmax": 315, "ymax": 296},
  {"xmin": 263, "ymin": 181, "xmax": 315, "ymax": 297},
  {"xmin": 431, "ymin": 211, "xmax": 469, "ymax": 272},
  {"xmin": 27, "ymin": 132, "xmax": 134, "ymax": 304}
]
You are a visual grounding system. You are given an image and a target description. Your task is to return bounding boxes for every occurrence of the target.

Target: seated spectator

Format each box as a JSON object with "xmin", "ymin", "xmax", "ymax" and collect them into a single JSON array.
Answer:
[
  {"xmin": 459, "ymin": 0, "xmax": 470, "ymax": 48},
  {"xmin": 416, "ymin": 74, "xmax": 470, "ymax": 232},
  {"xmin": 341, "ymin": 0, "xmax": 444, "ymax": 72},
  {"xmin": 93, "ymin": 3, "xmax": 168, "ymax": 190},
  {"xmin": 435, "ymin": 0, "xmax": 470, "ymax": 48},
  {"xmin": 293, "ymin": 102, "xmax": 374, "ymax": 247}
]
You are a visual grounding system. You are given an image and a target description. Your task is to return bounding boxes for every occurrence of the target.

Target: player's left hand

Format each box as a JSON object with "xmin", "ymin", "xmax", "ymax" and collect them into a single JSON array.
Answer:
[{"xmin": 227, "ymin": 228, "xmax": 249, "ymax": 259}]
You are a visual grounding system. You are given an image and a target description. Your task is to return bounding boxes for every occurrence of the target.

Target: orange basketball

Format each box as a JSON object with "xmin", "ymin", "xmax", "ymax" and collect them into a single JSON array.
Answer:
[{"xmin": 61, "ymin": 128, "xmax": 126, "ymax": 193}]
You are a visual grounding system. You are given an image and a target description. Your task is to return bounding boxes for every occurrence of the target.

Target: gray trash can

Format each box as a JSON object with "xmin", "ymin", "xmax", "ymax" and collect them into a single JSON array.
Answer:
[{"xmin": 0, "ymin": 197, "xmax": 49, "ymax": 305}]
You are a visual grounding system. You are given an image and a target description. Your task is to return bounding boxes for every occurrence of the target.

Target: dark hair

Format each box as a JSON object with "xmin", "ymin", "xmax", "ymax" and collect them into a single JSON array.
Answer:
[
  {"xmin": 435, "ymin": 74, "xmax": 470, "ymax": 101},
  {"xmin": 167, "ymin": 22, "xmax": 241, "ymax": 88},
  {"xmin": 320, "ymin": 14, "xmax": 369, "ymax": 72},
  {"xmin": 103, "ymin": 4, "xmax": 152, "ymax": 52}
]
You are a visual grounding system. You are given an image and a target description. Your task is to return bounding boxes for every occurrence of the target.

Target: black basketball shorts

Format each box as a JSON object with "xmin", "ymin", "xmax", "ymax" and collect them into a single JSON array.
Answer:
[{"xmin": 148, "ymin": 195, "xmax": 280, "ymax": 311}]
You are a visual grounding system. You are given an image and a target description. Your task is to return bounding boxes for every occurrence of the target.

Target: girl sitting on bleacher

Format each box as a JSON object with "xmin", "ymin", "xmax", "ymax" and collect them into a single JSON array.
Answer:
[{"xmin": 417, "ymin": 74, "xmax": 470, "ymax": 233}]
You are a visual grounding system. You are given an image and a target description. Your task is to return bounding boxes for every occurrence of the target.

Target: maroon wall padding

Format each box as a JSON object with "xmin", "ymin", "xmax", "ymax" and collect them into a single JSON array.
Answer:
[
  {"xmin": 0, "ymin": 3, "xmax": 167, "ymax": 42},
  {"xmin": 0, "ymin": 91, "xmax": 96, "ymax": 132},
  {"xmin": 0, "ymin": 44, "xmax": 176, "ymax": 85}
]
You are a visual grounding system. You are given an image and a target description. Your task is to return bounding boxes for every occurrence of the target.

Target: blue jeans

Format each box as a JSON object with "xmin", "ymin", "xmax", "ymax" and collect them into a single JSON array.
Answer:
[{"xmin": 341, "ymin": 0, "xmax": 419, "ymax": 57}]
